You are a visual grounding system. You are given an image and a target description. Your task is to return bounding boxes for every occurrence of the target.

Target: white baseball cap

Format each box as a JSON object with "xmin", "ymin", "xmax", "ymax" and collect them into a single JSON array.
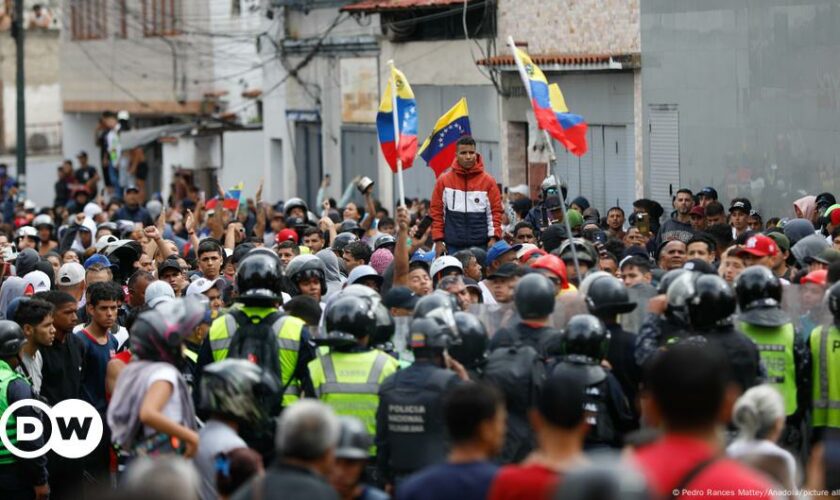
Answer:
[
  {"xmin": 95, "ymin": 235, "xmax": 119, "ymax": 252},
  {"xmin": 57, "ymin": 263, "xmax": 85, "ymax": 287},
  {"xmin": 508, "ymin": 184, "xmax": 530, "ymax": 197},
  {"xmin": 186, "ymin": 277, "xmax": 225, "ymax": 297}
]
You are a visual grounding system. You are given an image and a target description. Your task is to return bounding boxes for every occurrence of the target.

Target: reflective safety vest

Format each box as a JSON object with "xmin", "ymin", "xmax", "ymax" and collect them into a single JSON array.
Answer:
[
  {"xmin": 739, "ymin": 321, "xmax": 798, "ymax": 415},
  {"xmin": 208, "ymin": 305, "xmax": 305, "ymax": 406},
  {"xmin": 308, "ymin": 350, "xmax": 399, "ymax": 455},
  {"xmin": 0, "ymin": 360, "xmax": 24, "ymax": 465},
  {"xmin": 810, "ymin": 325, "xmax": 840, "ymax": 428}
]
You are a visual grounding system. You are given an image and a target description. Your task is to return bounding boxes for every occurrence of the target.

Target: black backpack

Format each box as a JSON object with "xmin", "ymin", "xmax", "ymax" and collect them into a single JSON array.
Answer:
[{"xmin": 226, "ymin": 309, "xmax": 285, "ymax": 388}]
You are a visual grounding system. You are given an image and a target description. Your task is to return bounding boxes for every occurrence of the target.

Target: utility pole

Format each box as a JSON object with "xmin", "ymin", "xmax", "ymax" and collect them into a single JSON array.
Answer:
[{"xmin": 12, "ymin": 0, "xmax": 24, "ymax": 191}]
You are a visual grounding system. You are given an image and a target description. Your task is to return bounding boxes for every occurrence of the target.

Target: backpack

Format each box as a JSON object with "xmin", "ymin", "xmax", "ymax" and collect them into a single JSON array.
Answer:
[
  {"xmin": 226, "ymin": 309, "xmax": 285, "ymax": 388},
  {"xmin": 482, "ymin": 337, "xmax": 547, "ymax": 462}
]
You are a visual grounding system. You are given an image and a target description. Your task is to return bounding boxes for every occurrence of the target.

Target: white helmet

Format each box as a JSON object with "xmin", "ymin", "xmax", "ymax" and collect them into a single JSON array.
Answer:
[
  {"xmin": 32, "ymin": 214, "xmax": 53, "ymax": 228},
  {"xmin": 430, "ymin": 256, "xmax": 463, "ymax": 280}
]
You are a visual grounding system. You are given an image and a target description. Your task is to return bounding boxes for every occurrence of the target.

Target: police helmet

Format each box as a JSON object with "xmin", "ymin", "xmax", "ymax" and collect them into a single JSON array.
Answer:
[
  {"xmin": 687, "ymin": 274, "xmax": 736, "ymax": 330},
  {"xmin": 413, "ymin": 291, "xmax": 459, "ymax": 336},
  {"xmin": 408, "ymin": 317, "xmax": 457, "ymax": 351},
  {"xmin": 335, "ymin": 416, "xmax": 372, "ymax": 460},
  {"xmin": 448, "ymin": 312, "xmax": 488, "ymax": 369},
  {"xmin": 342, "ymin": 284, "xmax": 394, "ymax": 346},
  {"xmin": 657, "ymin": 268, "xmax": 688, "ymax": 295},
  {"xmin": 0, "ymin": 320, "xmax": 24, "ymax": 358},
  {"xmin": 199, "ymin": 359, "xmax": 282, "ymax": 425},
  {"xmin": 284, "ymin": 255, "xmax": 327, "ymax": 296},
  {"xmin": 558, "ymin": 238, "xmax": 599, "ymax": 267},
  {"xmin": 585, "ymin": 275, "xmax": 637, "ymax": 316},
  {"xmin": 325, "ymin": 295, "xmax": 377, "ymax": 343},
  {"xmin": 734, "ymin": 266, "xmax": 782, "ymax": 310},
  {"xmin": 514, "ymin": 273, "xmax": 556, "ymax": 319},
  {"xmin": 332, "ymin": 232, "xmax": 359, "ymax": 254},
  {"xmin": 283, "ymin": 197, "xmax": 308, "ymax": 218},
  {"xmin": 236, "ymin": 251, "xmax": 284, "ymax": 305},
  {"xmin": 338, "ymin": 220, "xmax": 365, "ymax": 238},
  {"xmin": 560, "ymin": 314, "xmax": 610, "ymax": 364},
  {"xmin": 131, "ymin": 297, "xmax": 207, "ymax": 367},
  {"xmin": 665, "ymin": 271, "xmax": 698, "ymax": 325}
]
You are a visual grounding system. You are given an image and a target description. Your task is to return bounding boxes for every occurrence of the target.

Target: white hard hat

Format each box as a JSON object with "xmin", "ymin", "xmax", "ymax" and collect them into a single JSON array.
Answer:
[{"xmin": 430, "ymin": 255, "xmax": 463, "ymax": 279}]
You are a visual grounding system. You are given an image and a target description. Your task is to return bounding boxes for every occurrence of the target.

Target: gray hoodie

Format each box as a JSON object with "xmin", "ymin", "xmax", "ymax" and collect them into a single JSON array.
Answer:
[{"xmin": 316, "ymin": 249, "xmax": 345, "ymax": 300}]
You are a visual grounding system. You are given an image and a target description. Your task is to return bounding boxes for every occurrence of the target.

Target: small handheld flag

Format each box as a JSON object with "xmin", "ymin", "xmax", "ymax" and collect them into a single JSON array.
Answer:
[
  {"xmin": 376, "ymin": 65, "xmax": 418, "ymax": 173},
  {"xmin": 548, "ymin": 84, "xmax": 588, "ymax": 156},
  {"xmin": 418, "ymin": 97, "xmax": 471, "ymax": 177},
  {"xmin": 223, "ymin": 182, "xmax": 244, "ymax": 212}
]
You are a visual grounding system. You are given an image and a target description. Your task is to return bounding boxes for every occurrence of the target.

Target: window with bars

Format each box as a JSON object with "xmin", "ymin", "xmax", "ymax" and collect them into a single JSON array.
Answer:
[
  {"xmin": 117, "ymin": 0, "xmax": 127, "ymax": 38},
  {"xmin": 70, "ymin": 0, "xmax": 107, "ymax": 40},
  {"xmin": 142, "ymin": 0, "xmax": 181, "ymax": 37}
]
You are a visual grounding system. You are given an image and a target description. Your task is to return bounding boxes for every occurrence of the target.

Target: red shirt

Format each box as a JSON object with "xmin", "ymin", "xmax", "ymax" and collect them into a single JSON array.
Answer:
[
  {"xmin": 632, "ymin": 434, "xmax": 774, "ymax": 499},
  {"xmin": 488, "ymin": 463, "xmax": 559, "ymax": 500}
]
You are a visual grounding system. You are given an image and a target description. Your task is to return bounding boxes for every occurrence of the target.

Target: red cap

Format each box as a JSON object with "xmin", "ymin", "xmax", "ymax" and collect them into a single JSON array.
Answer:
[
  {"xmin": 275, "ymin": 228, "xmax": 299, "ymax": 244},
  {"xmin": 530, "ymin": 254, "xmax": 569, "ymax": 289},
  {"xmin": 689, "ymin": 205, "xmax": 705, "ymax": 217},
  {"xmin": 736, "ymin": 234, "xmax": 778, "ymax": 258},
  {"xmin": 801, "ymin": 269, "xmax": 828, "ymax": 286},
  {"xmin": 519, "ymin": 247, "xmax": 547, "ymax": 264}
]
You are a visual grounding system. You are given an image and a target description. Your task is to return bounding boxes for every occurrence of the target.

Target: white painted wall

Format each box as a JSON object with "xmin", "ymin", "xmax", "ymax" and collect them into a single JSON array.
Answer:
[
  {"xmin": 61, "ymin": 112, "xmax": 99, "ymax": 163},
  {"xmin": 260, "ymin": 11, "xmax": 292, "ymax": 203}
]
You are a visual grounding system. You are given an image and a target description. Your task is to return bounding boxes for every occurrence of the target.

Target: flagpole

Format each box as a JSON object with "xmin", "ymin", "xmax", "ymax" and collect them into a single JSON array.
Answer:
[
  {"xmin": 507, "ymin": 36, "xmax": 580, "ymax": 280},
  {"xmin": 388, "ymin": 60, "xmax": 407, "ymax": 209}
]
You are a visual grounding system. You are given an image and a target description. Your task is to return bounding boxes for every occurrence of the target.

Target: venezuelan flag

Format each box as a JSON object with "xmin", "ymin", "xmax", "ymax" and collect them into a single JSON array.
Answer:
[
  {"xmin": 548, "ymin": 84, "xmax": 588, "ymax": 156},
  {"xmin": 511, "ymin": 47, "xmax": 566, "ymax": 143},
  {"xmin": 418, "ymin": 98, "xmax": 471, "ymax": 177},
  {"xmin": 223, "ymin": 182, "xmax": 243, "ymax": 211},
  {"xmin": 376, "ymin": 66, "xmax": 418, "ymax": 172}
]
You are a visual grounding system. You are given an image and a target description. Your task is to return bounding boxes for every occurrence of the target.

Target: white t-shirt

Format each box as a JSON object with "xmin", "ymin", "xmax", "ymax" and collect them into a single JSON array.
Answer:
[
  {"xmin": 726, "ymin": 438, "xmax": 797, "ymax": 488},
  {"xmin": 18, "ymin": 350, "xmax": 43, "ymax": 394},
  {"xmin": 144, "ymin": 364, "xmax": 184, "ymax": 436},
  {"xmin": 478, "ymin": 280, "xmax": 497, "ymax": 305}
]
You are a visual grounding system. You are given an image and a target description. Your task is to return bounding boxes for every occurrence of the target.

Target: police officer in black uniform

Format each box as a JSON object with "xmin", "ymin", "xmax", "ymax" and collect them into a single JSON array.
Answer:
[
  {"xmin": 375, "ymin": 317, "xmax": 462, "ymax": 488},
  {"xmin": 583, "ymin": 273, "xmax": 641, "ymax": 424},
  {"xmin": 449, "ymin": 311, "xmax": 488, "ymax": 378},
  {"xmin": 634, "ymin": 269, "xmax": 694, "ymax": 367},
  {"xmin": 548, "ymin": 314, "xmax": 635, "ymax": 449},
  {"xmin": 488, "ymin": 273, "xmax": 561, "ymax": 354}
]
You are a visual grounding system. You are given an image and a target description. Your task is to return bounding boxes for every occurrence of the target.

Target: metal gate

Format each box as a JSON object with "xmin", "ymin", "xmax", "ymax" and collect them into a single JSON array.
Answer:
[
  {"xmin": 294, "ymin": 122, "xmax": 323, "ymax": 207},
  {"xmin": 648, "ymin": 104, "xmax": 680, "ymax": 210},
  {"xmin": 341, "ymin": 126, "xmax": 378, "ymax": 209}
]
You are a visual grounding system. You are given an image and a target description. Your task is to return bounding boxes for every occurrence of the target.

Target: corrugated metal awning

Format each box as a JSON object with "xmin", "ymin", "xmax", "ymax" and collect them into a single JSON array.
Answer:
[
  {"xmin": 478, "ymin": 53, "xmax": 640, "ymax": 72},
  {"xmin": 342, "ymin": 0, "xmax": 469, "ymax": 13}
]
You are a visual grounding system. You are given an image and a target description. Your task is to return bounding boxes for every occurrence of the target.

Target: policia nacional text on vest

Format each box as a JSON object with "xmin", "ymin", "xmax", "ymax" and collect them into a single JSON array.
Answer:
[
  {"xmin": 811, "ymin": 325, "xmax": 840, "ymax": 428},
  {"xmin": 740, "ymin": 322, "xmax": 798, "ymax": 415}
]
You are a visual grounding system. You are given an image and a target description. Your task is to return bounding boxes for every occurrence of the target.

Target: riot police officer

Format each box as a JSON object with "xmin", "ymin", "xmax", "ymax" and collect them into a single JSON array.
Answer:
[
  {"xmin": 583, "ymin": 273, "xmax": 641, "ymax": 422},
  {"xmin": 449, "ymin": 311, "xmax": 489, "ymax": 378},
  {"xmin": 335, "ymin": 417, "xmax": 389, "ymax": 500},
  {"xmin": 810, "ymin": 282, "xmax": 840, "ymax": 440},
  {"xmin": 634, "ymin": 269, "xmax": 694, "ymax": 367},
  {"xmin": 284, "ymin": 254, "xmax": 328, "ymax": 304},
  {"xmin": 199, "ymin": 250, "xmax": 315, "ymax": 406},
  {"xmin": 307, "ymin": 295, "xmax": 400, "ymax": 456},
  {"xmin": 488, "ymin": 273, "xmax": 561, "ymax": 354},
  {"xmin": 548, "ymin": 314, "xmax": 635, "ymax": 449},
  {"xmin": 376, "ymin": 317, "xmax": 463, "ymax": 487},
  {"xmin": 735, "ymin": 266, "xmax": 810, "ymax": 455}
]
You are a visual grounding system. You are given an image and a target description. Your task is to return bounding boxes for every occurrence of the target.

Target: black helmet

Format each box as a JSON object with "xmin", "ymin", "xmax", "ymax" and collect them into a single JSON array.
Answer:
[
  {"xmin": 558, "ymin": 238, "xmax": 600, "ymax": 267},
  {"xmin": 514, "ymin": 273, "xmax": 556, "ymax": 319},
  {"xmin": 449, "ymin": 312, "xmax": 488, "ymax": 369},
  {"xmin": 338, "ymin": 220, "xmax": 365, "ymax": 238},
  {"xmin": 283, "ymin": 197, "xmax": 308, "ymax": 218},
  {"xmin": 688, "ymin": 274, "xmax": 736, "ymax": 330},
  {"xmin": 665, "ymin": 271, "xmax": 698, "ymax": 324},
  {"xmin": 342, "ymin": 284, "xmax": 394, "ymax": 346},
  {"xmin": 585, "ymin": 275, "xmax": 637, "ymax": 316},
  {"xmin": 236, "ymin": 251, "xmax": 284, "ymax": 305},
  {"xmin": 332, "ymin": 232, "xmax": 359, "ymax": 254},
  {"xmin": 408, "ymin": 317, "xmax": 457, "ymax": 351},
  {"xmin": 131, "ymin": 297, "xmax": 207, "ymax": 368},
  {"xmin": 658, "ymin": 268, "xmax": 688, "ymax": 294},
  {"xmin": 284, "ymin": 255, "xmax": 327, "ymax": 296},
  {"xmin": 374, "ymin": 234, "xmax": 396, "ymax": 251},
  {"xmin": 734, "ymin": 266, "xmax": 782, "ymax": 310},
  {"xmin": 325, "ymin": 295, "xmax": 377, "ymax": 344},
  {"xmin": 335, "ymin": 416, "xmax": 372, "ymax": 460},
  {"xmin": 199, "ymin": 359, "xmax": 282, "ymax": 425},
  {"xmin": 0, "ymin": 320, "xmax": 24, "ymax": 358},
  {"xmin": 413, "ymin": 291, "xmax": 458, "ymax": 336},
  {"xmin": 560, "ymin": 314, "xmax": 610, "ymax": 364},
  {"xmin": 828, "ymin": 282, "xmax": 840, "ymax": 323}
]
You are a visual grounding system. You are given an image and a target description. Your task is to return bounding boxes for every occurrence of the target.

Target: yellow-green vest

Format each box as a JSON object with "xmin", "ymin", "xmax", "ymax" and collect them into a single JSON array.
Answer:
[
  {"xmin": 0, "ymin": 360, "xmax": 24, "ymax": 465},
  {"xmin": 208, "ymin": 305, "xmax": 305, "ymax": 406},
  {"xmin": 307, "ymin": 349, "xmax": 399, "ymax": 455},
  {"xmin": 811, "ymin": 325, "xmax": 840, "ymax": 428},
  {"xmin": 739, "ymin": 321, "xmax": 797, "ymax": 415}
]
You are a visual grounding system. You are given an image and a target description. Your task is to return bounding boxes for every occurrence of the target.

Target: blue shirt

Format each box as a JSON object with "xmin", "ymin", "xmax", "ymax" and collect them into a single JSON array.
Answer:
[
  {"xmin": 76, "ymin": 329, "xmax": 118, "ymax": 414},
  {"xmin": 396, "ymin": 461, "xmax": 499, "ymax": 500}
]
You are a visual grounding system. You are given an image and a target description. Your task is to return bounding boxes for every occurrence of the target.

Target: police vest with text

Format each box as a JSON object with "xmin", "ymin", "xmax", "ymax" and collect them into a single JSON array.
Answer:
[
  {"xmin": 739, "ymin": 322, "xmax": 797, "ymax": 415},
  {"xmin": 810, "ymin": 325, "xmax": 840, "ymax": 428},
  {"xmin": 208, "ymin": 307, "xmax": 305, "ymax": 406}
]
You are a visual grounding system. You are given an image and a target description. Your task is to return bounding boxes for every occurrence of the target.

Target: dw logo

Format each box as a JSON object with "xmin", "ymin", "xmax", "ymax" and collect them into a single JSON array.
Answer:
[{"xmin": 0, "ymin": 399, "xmax": 103, "ymax": 459}]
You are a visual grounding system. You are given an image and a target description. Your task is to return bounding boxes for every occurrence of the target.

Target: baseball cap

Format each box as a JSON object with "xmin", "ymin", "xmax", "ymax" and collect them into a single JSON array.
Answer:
[
  {"xmin": 95, "ymin": 234, "xmax": 119, "ymax": 252},
  {"xmin": 487, "ymin": 262, "xmax": 519, "ymax": 280},
  {"xmin": 689, "ymin": 206, "xmax": 705, "ymax": 218},
  {"xmin": 77, "ymin": 150, "xmax": 88, "ymax": 158},
  {"xmin": 186, "ymin": 277, "xmax": 225, "ymax": 297},
  {"xmin": 275, "ymin": 228, "xmax": 299, "ymax": 245},
  {"xmin": 485, "ymin": 241, "xmax": 523, "ymax": 266},
  {"xmin": 729, "ymin": 199, "xmax": 752, "ymax": 213},
  {"xmin": 682, "ymin": 259, "xmax": 716, "ymax": 275},
  {"xmin": 84, "ymin": 253, "xmax": 112, "ymax": 269},
  {"xmin": 125, "ymin": 184, "xmax": 140, "ymax": 193},
  {"xmin": 824, "ymin": 204, "xmax": 840, "ymax": 226},
  {"xmin": 566, "ymin": 209, "xmax": 584, "ymax": 229},
  {"xmin": 410, "ymin": 248, "xmax": 435, "ymax": 264},
  {"xmin": 698, "ymin": 187, "xmax": 718, "ymax": 200},
  {"xmin": 145, "ymin": 281, "xmax": 176, "ymax": 308},
  {"xmin": 765, "ymin": 232, "xmax": 791, "ymax": 253},
  {"xmin": 57, "ymin": 263, "xmax": 85, "ymax": 287},
  {"xmin": 736, "ymin": 234, "xmax": 779, "ymax": 258},
  {"xmin": 383, "ymin": 286, "xmax": 419, "ymax": 310},
  {"xmin": 801, "ymin": 269, "xmax": 828, "ymax": 286},
  {"xmin": 508, "ymin": 184, "xmax": 530, "ymax": 197},
  {"xmin": 516, "ymin": 243, "xmax": 545, "ymax": 263},
  {"xmin": 806, "ymin": 248, "xmax": 840, "ymax": 266},
  {"xmin": 157, "ymin": 258, "xmax": 182, "ymax": 276}
]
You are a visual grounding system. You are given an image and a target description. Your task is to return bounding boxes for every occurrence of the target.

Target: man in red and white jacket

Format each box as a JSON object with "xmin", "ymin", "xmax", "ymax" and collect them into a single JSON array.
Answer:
[{"xmin": 430, "ymin": 136, "xmax": 503, "ymax": 256}]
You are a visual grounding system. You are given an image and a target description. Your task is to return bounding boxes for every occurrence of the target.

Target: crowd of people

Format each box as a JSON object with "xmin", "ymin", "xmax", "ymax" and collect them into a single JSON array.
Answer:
[{"xmin": 2, "ymin": 134, "xmax": 840, "ymax": 500}]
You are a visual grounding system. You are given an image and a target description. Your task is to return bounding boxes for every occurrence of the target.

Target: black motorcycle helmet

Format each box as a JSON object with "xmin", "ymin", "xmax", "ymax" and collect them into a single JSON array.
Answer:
[
  {"xmin": 688, "ymin": 274, "xmax": 736, "ymax": 330},
  {"xmin": 342, "ymin": 284, "xmax": 394, "ymax": 346},
  {"xmin": 514, "ymin": 273, "xmax": 556, "ymax": 320},
  {"xmin": 338, "ymin": 220, "xmax": 365, "ymax": 238},
  {"xmin": 665, "ymin": 271, "xmax": 698, "ymax": 325},
  {"xmin": 828, "ymin": 282, "xmax": 840, "ymax": 325},
  {"xmin": 408, "ymin": 317, "xmax": 457, "ymax": 352},
  {"xmin": 325, "ymin": 295, "xmax": 377, "ymax": 344},
  {"xmin": 236, "ymin": 251, "xmax": 284, "ymax": 305},
  {"xmin": 657, "ymin": 268, "xmax": 688, "ymax": 295},
  {"xmin": 283, "ymin": 197, "xmax": 309, "ymax": 219},
  {"xmin": 585, "ymin": 275, "xmax": 637, "ymax": 317},
  {"xmin": 413, "ymin": 291, "xmax": 459, "ymax": 336},
  {"xmin": 561, "ymin": 314, "xmax": 610, "ymax": 364},
  {"xmin": 131, "ymin": 297, "xmax": 207, "ymax": 368},
  {"xmin": 449, "ymin": 312, "xmax": 488, "ymax": 369},
  {"xmin": 284, "ymin": 255, "xmax": 327, "ymax": 297},
  {"xmin": 734, "ymin": 265, "xmax": 782, "ymax": 310},
  {"xmin": 0, "ymin": 320, "xmax": 24, "ymax": 359},
  {"xmin": 199, "ymin": 359, "xmax": 282, "ymax": 425},
  {"xmin": 332, "ymin": 232, "xmax": 359, "ymax": 254}
]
